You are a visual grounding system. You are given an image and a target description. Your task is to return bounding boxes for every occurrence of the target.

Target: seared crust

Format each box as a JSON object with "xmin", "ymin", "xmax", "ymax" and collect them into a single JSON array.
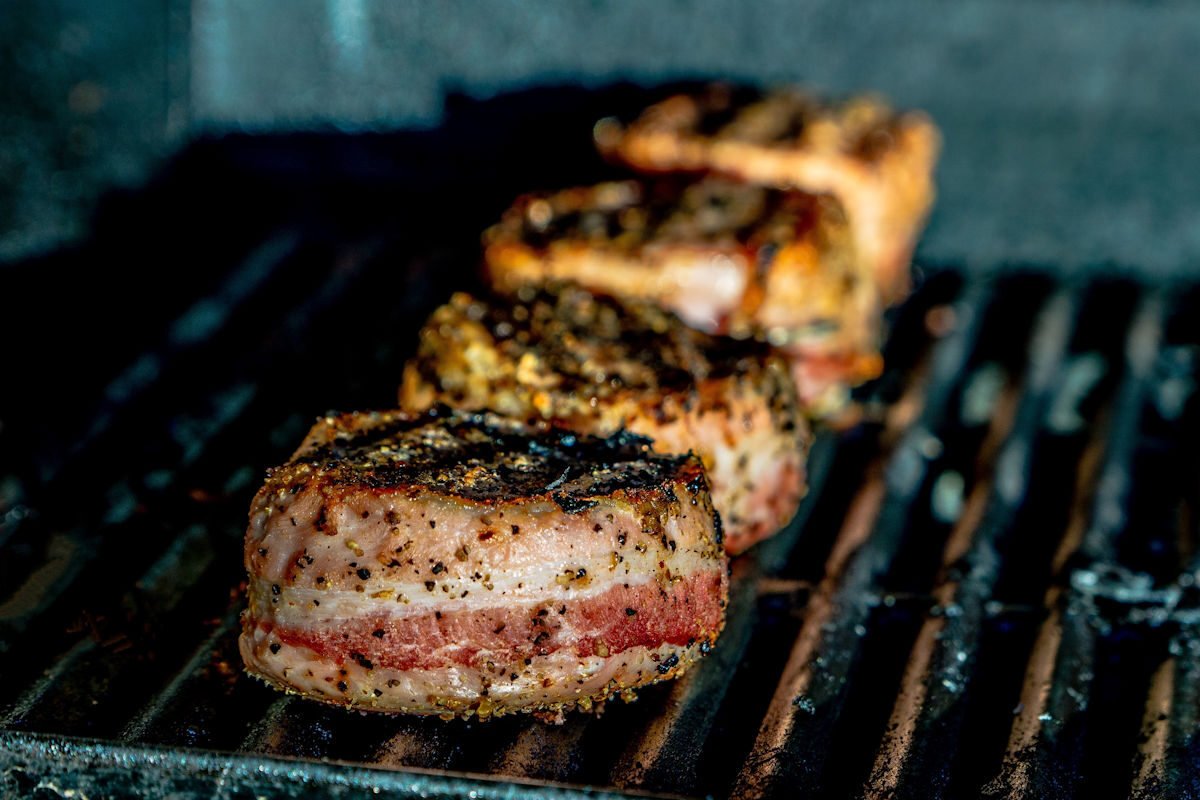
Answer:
[
  {"xmin": 594, "ymin": 83, "xmax": 940, "ymax": 302},
  {"xmin": 241, "ymin": 408, "xmax": 728, "ymax": 719},
  {"xmin": 400, "ymin": 284, "xmax": 809, "ymax": 553},
  {"xmin": 286, "ymin": 407, "xmax": 695, "ymax": 510}
]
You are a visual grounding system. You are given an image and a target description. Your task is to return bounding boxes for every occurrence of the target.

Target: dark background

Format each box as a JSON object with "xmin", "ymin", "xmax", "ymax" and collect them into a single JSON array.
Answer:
[{"xmin": 1, "ymin": 1, "xmax": 1199, "ymax": 273}]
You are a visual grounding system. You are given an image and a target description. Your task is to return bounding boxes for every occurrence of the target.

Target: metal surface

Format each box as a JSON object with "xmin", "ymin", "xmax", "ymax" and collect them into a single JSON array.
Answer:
[{"xmin": 1, "ymin": 130, "xmax": 1199, "ymax": 799}]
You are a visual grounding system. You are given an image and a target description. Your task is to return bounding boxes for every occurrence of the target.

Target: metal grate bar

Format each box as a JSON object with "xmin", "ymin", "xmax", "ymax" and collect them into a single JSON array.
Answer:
[
  {"xmin": 683, "ymin": 333, "xmax": 937, "ymax": 798},
  {"xmin": 1131, "ymin": 646, "xmax": 1176, "ymax": 799},
  {"xmin": 983, "ymin": 289, "xmax": 1169, "ymax": 799},
  {"xmin": 61, "ymin": 232, "xmax": 302, "ymax": 478},
  {"xmin": 0, "ymin": 523, "xmax": 218, "ymax": 733},
  {"xmin": 486, "ymin": 714, "xmax": 593, "ymax": 782},
  {"xmin": 240, "ymin": 694, "xmax": 491, "ymax": 772},
  {"xmin": 864, "ymin": 287, "xmax": 1082, "ymax": 798},
  {"xmin": 1128, "ymin": 288, "xmax": 1200, "ymax": 800},
  {"xmin": 0, "ymin": 237, "xmax": 386, "ymax": 719},
  {"xmin": 0, "ymin": 729, "xmax": 676, "ymax": 800},
  {"xmin": 889, "ymin": 280, "xmax": 1138, "ymax": 799},
  {"xmin": 0, "ymin": 499, "xmax": 241, "ymax": 724},
  {"xmin": 1130, "ymin": 626, "xmax": 1200, "ymax": 799},
  {"xmin": 368, "ymin": 719, "xmax": 469, "ymax": 774},
  {"xmin": 0, "ymin": 242, "xmax": 319, "ymax": 633},
  {"xmin": 606, "ymin": 558, "xmax": 764, "ymax": 794},
  {"xmin": 118, "ymin": 607, "xmax": 244, "ymax": 746},
  {"xmin": 730, "ymin": 276, "xmax": 1042, "ymax": 799}
]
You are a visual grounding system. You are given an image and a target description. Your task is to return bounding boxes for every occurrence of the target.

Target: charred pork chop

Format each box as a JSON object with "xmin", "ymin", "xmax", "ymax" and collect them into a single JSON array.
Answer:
[
  {"xmin": 400, "ymin": 284, "xmax": 809, "ymax": 554},
  {"xmin": 594, "ymin": 83, "xmax": 940, "ymax": 303},
  {"xmin": 483, "ymin": 178, "xmax": 881, "ymax": 416},
  {"xmin": 241, "ymin": 408, "xmax": 727, "ymax": 720}
]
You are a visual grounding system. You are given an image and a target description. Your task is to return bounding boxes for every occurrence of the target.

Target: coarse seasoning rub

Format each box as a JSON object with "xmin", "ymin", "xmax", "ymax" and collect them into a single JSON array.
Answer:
[{"xmin": 401, "ymin": 282, "xmax": 809, "ymax": 554}]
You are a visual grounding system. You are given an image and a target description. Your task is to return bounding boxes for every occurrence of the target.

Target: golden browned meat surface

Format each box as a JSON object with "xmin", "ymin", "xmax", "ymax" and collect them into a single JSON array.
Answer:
[
  {"xmin": 483, "ymin": 178, "xmax": 882, "ymax": 416},
  {"xmin": 594, "ymin": 83, "xmax": 940, "ymax": 303},
  {"xmin": 400, "ymin": 284, "xmax": 809, "ymax": 554},
  {"xmin": 241, "ymin": 408, "xmax": 727, "ymax": 721}
]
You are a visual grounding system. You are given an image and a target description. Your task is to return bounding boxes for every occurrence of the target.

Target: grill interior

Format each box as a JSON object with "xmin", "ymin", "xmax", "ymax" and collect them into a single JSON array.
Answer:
[{"xmin": 2, "ymin": 86, "xmax": 1199, "ymax": 800}]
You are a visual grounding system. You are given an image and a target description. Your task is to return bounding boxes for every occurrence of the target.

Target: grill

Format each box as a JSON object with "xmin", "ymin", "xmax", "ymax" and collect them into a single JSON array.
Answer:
[{"xmin": 1, "ymin": 87, "xmax": 1198, "ymax": 800}]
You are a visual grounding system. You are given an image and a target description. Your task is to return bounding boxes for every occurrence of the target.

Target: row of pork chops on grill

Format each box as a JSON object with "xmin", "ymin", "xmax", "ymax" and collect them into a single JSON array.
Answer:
[{"xmin": 241, "ymin": 84, "xmax": 940, "ymax": 721}]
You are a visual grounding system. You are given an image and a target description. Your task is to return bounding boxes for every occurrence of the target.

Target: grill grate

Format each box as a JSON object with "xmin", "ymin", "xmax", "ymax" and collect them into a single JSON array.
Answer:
[{"xmin": 2, "ymin": 95, "xmax": 1199, "ymax": 799}]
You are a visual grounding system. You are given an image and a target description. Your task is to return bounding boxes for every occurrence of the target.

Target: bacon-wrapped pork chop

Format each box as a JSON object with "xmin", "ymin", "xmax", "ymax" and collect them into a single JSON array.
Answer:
[
  {"xmin": 594, "ymin": 83, "xmax": 940, "ymax": 303},
  {"xmin": 400, "ymin": 284, "xmax": 809, "ymax": 554},
  {"xmin": 240, "ymin": 408, "xmax": 727, "ymax": 721}
]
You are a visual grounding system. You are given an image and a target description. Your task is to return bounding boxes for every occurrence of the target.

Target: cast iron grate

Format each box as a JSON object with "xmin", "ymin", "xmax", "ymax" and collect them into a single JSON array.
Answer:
[{"xmin": 1, "ymin": 89, "xmax": 1198, "ymax": 800}]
